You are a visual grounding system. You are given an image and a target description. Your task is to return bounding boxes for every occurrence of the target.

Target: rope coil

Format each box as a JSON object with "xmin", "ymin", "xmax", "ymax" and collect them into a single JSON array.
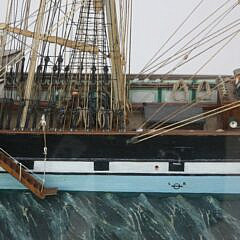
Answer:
[
  {"xmin": 98, "ymin": 107, "xmax": 106, "ymax": 129},
  {"xmin": 196, "ymin": 81, "xmax": 212, "ymax": 101},
  {"xmin": 172, "ymin": 80, "xmax": 189, "ymax": 102}
]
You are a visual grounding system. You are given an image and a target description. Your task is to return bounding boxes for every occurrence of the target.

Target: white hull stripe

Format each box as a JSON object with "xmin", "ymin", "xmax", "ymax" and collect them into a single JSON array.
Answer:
[
  {"xmin": 30, "ymin": 161, "xmax": 240, "ymax": 174},
  {"xmin": 1, "ymin": 162, "xmax": 240, "ymax": 174}
]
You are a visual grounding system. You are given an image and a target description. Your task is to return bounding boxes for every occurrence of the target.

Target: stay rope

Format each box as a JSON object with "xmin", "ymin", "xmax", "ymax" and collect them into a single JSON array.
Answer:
[
  {"xmin": 134, "ymin": 100, "xmax": 240, "ymax": 144},
  {"xmin": 139, "ymin": 0, "xmax": 234, "ymax": 77},
  {"xmin": 40, "ymin": 114, "xmax": 47, "ymax": 192},
  {"xmin": 139, "ymin": 0, "xmax": 205, "ymax": 75}
]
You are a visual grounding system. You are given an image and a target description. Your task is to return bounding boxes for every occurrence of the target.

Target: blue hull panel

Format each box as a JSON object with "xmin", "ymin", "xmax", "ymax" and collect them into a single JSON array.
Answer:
[{"xmin": 0, "ymin": 173, "xmax": 240, "ymax": 194}]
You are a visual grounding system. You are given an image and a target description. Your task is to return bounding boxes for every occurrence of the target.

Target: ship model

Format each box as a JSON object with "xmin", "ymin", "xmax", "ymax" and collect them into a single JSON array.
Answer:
[{"xmin": 1, "ymin": 0, "xmax": 240, "ymax": 199}]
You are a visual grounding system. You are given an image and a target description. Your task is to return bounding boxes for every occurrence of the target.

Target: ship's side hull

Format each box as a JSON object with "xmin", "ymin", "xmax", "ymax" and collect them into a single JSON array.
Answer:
[
  {"xmin": 1, "ymin": 132, "xmax": 240, "ymax": 160},
  {"xmin": 1, "ymin": 173, "xmax": 240, "ymax": 194},
  {"xmin": 1, "ymin": 132, "xmax": 240, "ymax": 194}
]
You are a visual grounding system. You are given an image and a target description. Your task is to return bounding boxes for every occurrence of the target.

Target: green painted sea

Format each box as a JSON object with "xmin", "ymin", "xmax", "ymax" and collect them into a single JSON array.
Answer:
[{"xmin": 0, "ymin": 192, "xmax": 240, "ymax": 239}]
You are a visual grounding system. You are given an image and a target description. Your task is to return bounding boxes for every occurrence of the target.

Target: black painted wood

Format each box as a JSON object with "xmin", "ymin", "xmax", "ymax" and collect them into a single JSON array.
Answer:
[{"xmin": 0, "ymin": 134, "xmax": 239, "ymax": 161}]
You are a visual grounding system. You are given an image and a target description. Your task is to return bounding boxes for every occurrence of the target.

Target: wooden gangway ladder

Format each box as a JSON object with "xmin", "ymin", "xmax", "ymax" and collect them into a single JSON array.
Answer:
[{"xmin": 0, "ymin": 148, "xmax": 57, "ymax": 199}]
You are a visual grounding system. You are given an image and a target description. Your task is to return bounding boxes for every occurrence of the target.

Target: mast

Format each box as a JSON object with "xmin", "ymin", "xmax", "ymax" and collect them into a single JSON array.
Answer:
[
  {"xmin": 0, "ymin": 0, "xmax": 128, "ymax": 131},
  {"xmin": 20, "ymin": 0, "xmax": 47, "ymax": 128},
  {"xmin": 105, "ymin": 0, "xmax": 126, "ymax": 127},
  {"xmin": 0, "ymin": 0, "xmax": 12, "ymax": 76},
  {"xmin": 22, "ymin": 0, "xmax": 31, "ymax": 54}
]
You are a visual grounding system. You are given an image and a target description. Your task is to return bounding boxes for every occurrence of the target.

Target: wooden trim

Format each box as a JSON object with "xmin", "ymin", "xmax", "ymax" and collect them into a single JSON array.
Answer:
[{"xmin": 1, "ymin": 129, "xmax": 240, "ymax": 136}]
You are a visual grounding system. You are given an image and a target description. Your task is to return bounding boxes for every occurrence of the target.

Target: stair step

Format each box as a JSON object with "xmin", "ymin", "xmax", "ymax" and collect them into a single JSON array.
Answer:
[
  {"xmin": 0, "ymin": 149, "xmax": 58, "ymax": 199},
  {"xmin": 43, "ymin": 188, "xmax": 58, "ymax": 196}
]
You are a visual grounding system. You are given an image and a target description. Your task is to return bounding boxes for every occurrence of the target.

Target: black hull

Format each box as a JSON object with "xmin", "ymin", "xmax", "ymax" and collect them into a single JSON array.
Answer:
[
  {"xmin": 1, "ymin": 133, "xmax": 240, "ymax": 161},
  {"xmin": 1, "ymin": 132, "xmax": 240, "ymax": 194}
]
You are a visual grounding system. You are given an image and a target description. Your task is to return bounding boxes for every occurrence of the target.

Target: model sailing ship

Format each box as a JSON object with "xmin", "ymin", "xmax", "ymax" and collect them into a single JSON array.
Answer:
[{"xmin": 0, "ymin": 0, "xmax": 240, "ymax": 198}]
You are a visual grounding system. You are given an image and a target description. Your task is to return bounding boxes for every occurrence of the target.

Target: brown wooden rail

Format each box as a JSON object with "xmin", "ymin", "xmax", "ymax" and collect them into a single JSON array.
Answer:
[{"xmin": 0, "ymin": 148, "xmax": 57, "ymax": 199}]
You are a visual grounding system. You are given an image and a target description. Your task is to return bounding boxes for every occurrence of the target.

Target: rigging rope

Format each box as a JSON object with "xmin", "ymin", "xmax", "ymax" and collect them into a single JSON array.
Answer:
[
  {"xmin": 172, "ymin": 80, "xmax": 189, "ymax": 102},
  {"xmin": 133, "ymin": 100, "xmax": 240, "ymax": 144},
  {"xmin": 154, "ymin": 28, "xmax": 240, "ymax": 80},
  {"xmin": 139, "ymin": 77, "xmax": 232, "ymax": 132},
  {"xmin": 139, "ymin": 0, "xmax": 205, "ymax": 75},
  {"xmin": 40, "ymin": 114, "xmax": 47, "ymax": 192},
  {"xmin": 138, "ymin": 0, "xmax": 236, "ymax": 77},
  {"xmin": 144, "ymin": 5, "xmax": 240, "ymax": 78},
  {"xmin": 137, "ymin": 23, "xmax": 240, "ymax": 131},
  {"xmin": 142, "ymin": 18, "xmax": 240, "ymax": 77},
  {"xmin": 196, "ymin": 81, "xmax": 212, "ymax": 101}
]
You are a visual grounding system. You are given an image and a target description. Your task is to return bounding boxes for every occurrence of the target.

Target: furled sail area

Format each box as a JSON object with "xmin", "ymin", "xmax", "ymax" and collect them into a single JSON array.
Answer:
[{"xmin": 0, "ymin": 0, "xmax": 128, "ymax": 131}]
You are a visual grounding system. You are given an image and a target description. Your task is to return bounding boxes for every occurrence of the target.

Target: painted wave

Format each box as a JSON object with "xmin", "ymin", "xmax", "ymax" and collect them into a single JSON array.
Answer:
[{"xmin": 0, "ymin": 192, "xmax": 240, "ymax": 240}]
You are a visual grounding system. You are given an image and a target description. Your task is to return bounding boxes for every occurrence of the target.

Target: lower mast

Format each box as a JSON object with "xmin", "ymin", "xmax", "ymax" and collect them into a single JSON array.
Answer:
[{"xmin": 20, "ymin": 0, "xmax": 47, "ymax": 129}]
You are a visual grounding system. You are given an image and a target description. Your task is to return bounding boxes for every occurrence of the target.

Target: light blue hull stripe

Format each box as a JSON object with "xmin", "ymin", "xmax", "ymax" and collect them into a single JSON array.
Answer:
[{"xmin": 0, "ymin": 174, "xmax": 240, "ymax": 194}]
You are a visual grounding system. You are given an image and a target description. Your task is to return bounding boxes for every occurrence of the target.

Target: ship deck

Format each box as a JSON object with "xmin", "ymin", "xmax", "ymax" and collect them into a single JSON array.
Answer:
[{"xmin": 1, "ymin": 129, "xmax": 240, "ymax": 136}]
